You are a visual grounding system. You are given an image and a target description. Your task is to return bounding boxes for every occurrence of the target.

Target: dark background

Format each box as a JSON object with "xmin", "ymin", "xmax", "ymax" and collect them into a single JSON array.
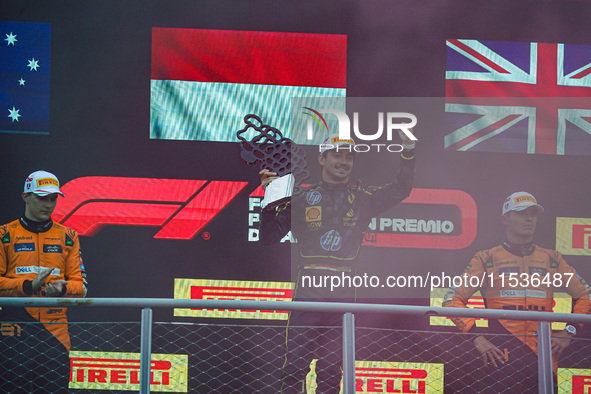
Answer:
[{"xmin": 1, "ymin": 0, "xmax": 591, "ymax": 331}]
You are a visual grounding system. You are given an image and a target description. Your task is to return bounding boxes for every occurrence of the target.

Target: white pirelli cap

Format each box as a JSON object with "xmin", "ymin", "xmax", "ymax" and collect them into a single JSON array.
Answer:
[
  {"xmin": 502, "ymin": 191, "xmax": 544, "ymax": 215},
  {"xmin": 24, "ymin": 170, "xmax": 65, "ymax": 197}
]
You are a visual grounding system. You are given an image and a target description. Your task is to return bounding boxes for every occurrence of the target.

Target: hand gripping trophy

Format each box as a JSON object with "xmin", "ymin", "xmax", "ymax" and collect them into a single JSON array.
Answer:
[{"xmin": 237, "ymin": 114, "xmax": 309, "ymax": 208}]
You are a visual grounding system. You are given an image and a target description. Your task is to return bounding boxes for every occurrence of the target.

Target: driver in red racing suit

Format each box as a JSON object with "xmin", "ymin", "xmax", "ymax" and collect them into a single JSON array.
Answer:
[
  {"xmin": 259, "ymin": 132, "xmax": 416, "ymax": 393},
  {"xmin": 443, "ymin": 191, "xmax": 591, "ymax": 393}
]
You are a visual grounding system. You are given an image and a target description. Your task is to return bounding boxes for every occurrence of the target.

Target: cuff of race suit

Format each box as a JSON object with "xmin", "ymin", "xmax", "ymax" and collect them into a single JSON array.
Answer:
[
  {"xmin": 401, "ymin": 148, "xmax": 415, "ymax": 160},
  {"xmin": 23, "ymin": 280, "xmax": 33, "ymax": 295},
  {"xmin": 58, "ymin": 284, "xmax": 67, "ymax": 297},
  {"xmin": 467, "ymin": 324, "xmax": 490, "ymax": 335}
]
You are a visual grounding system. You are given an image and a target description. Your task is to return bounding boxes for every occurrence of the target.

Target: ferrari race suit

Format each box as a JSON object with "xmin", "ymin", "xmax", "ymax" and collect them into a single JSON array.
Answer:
[
  {"xmin": 259, "ymin": 150, "xmax": 415, "ymax": 393},
  {"xmin": 0, "ymin": 217, "xmax": 88, "ymax": 393},
  {"xmin": 443, "ymin": 241, "xmax": 591, "ymax": 392}
]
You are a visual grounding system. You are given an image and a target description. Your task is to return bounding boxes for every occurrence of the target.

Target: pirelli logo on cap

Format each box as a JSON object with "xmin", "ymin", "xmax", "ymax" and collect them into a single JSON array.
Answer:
[
  {"xmin": 556, "ymin": 217, "xmax": 591, "ymax": 256},
  {"xmin": 330, "ymin": 136, "xmax": 355, "ymax": 145},
  {"xmin": 69, "ymin": 351, "xmax": 188, "ymax": 392},
  {"xmin": 37, "ymin": 178, "xmax": 59, "ymax": 188},
  {"xmin": 429, "ymin": 288, "xmax": 572, "ymax": 331},
  {"xmin": 174, "ymin": 279, "xmax": 293, "ymax": 320},
  {"xmin": 514, "ymin": 195, "xmax": 536, "ymax": 205},
  {"xmin": 305, "ymin": 360, "xmax": 443, "ymax": 393},
  {"xmin": 557, "ymin": 368, "xmax": 591, "ymax": 394}
]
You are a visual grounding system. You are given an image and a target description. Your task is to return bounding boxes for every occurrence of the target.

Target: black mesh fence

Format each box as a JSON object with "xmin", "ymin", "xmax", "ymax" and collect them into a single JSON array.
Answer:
[{"xmin": 1, "ymin": 318, "xmax": 590, "ymax": 393}]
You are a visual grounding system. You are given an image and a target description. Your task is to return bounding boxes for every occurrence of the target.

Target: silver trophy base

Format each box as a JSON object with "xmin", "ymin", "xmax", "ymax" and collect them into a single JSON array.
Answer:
[{"xmin": 261, "ymin": 174, "xmax": 294, "ymax": 209}]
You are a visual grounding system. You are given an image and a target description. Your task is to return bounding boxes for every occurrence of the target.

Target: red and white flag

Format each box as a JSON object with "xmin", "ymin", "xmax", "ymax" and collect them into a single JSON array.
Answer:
[{"xmin": 150, "ymin": 28, "xmax": 346, "ymax": 142}]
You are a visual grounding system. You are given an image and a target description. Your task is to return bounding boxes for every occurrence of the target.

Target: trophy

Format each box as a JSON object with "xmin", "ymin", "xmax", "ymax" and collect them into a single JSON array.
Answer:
[{"xmin": 237, "ymin": 114, "xmax": 309, "ymax": 209}]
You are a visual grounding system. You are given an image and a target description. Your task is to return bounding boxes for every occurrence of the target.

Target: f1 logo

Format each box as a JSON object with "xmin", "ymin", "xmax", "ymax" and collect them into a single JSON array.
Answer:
[{"xmin": 53, "ymin": 177, "xmax": 248, "ymax": 240}]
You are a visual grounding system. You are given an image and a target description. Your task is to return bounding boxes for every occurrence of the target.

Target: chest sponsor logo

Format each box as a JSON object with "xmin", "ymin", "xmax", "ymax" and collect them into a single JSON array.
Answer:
[
  {"xmin": 498, "ymin": 259, "xmax": 518, "ymax": 265},
  {"xmin": 15, "ymin": 266, "xmax": 61, "ymax": 276},
  {"xmin": 320, "ymin": 230, "xmax": 342, "ymax": 251},
  {"xmin": 529, "ymin": 267, "xmax": 548, "ymax": 276},
  {"xmin": 498, "ymin": 267, "xmax": 521, "ymax": 276},
  {"xmin": 500, "ymin": 289, "xmax": 547, "ymax": 298},
  {"xmin": 348, "ymin": 193, "xmax": 355, "ymax": 204},
  {"xmin": 306, "ymin": 191, "xmax": 322, "ymax": 205},
  {"xmin": 343, "ymin": 218, "xmax": 357, "ymax": 227},
  {"xmin": 43, "ymin": 244, "xmax": 63, "ymax": 253},
  {"xmin": 69, "ymin": 351, "xmax": 188, "ymax": 392},
  {"xmin": 15, "ymin": 235, "xmax": 33, "ymax": 241},
  {"xmin": 14, "ymin": 243, "xmax": 35, "ymax": 253},
  {"xmin": 0, "ymin": 224, "xmax": 8, "ymax": 243},
  {"xmin": 305, "ymin": 206, "xmax": 322, "ymax": 222},
  {"xmin": 500, "ymin": 289, "xmax": 525, "ymax": 298}
]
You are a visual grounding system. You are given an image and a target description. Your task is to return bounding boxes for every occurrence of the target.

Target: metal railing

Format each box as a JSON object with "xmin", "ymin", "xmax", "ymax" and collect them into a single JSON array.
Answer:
[{"xmin": 1, "ymin": 298, "xmax": 590, "ymax": 393}]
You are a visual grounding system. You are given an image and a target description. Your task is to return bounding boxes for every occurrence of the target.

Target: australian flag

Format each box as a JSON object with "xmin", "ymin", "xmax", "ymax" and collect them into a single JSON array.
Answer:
[
  {"xmin": 445, "ymin": 39, "xmax": 591, "ymax": 156},
  {"xmin": 0, "ymin": 21, "xmax": 51, "ymax": 135}
]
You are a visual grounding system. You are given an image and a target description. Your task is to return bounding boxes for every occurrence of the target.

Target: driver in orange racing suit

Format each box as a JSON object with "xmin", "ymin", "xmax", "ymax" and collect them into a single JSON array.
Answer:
[
  {"xmin": 0, "ymin": 170, "xmax": 88, "ymax": 393},
  {"xmin": 443, "ymin": 191, "xmax": 591, "ymax": 393}
]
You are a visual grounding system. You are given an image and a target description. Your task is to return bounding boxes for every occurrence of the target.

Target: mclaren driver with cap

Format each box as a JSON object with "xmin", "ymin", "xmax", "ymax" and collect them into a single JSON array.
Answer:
[
  {"xmin": 259, "ymin": 131, "xmax": 416, "ymax": 393},
  {"xmin": 0, "ymin": 170, "xmax": 88, "ymax": 393},
  {"xmin": 443, "ymin": 191, "xmax": 591, "ymax": 393}
]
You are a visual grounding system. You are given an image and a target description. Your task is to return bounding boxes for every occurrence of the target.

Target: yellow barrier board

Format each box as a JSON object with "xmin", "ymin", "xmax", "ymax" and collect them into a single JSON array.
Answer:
[
  {"xmin": 69, "ymin": 351, "xmax": 188, "ymax": 392},
  {"xmin": 557, "ymin": 368, "xmax": 591, "ymax": 394},
  {"xmin": 305, "ymin": 360, "xmax": 444, "ymax": 393},
  {"xmin": 556, "ymin": 217, "xmax": 591, "ymax": 256},
  {"xmin": 174, "ymin": 278, "xmax": 294, "ymax": 320}
]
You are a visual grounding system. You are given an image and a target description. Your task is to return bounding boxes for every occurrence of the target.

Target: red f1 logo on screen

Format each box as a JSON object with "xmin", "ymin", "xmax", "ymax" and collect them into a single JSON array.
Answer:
[{"xmin": 53, "ymin": 177, "xmax": 248, "ymax": 239}]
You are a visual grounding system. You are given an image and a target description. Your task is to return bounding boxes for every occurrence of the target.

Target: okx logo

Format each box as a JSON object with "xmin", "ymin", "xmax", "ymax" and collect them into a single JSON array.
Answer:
[
  {"xmin": 303, "ymin": 107, "xmax": 418, "ymax": 152},
  {"xmin": 53, "ymin": 177, "xmax": 248, "ymax": 239}
]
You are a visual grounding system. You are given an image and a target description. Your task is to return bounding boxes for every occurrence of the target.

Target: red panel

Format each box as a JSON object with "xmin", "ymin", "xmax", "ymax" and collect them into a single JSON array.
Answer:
[
  {"xmin": 154, "ymin": 181, "xmax": 248, "ymax": 239},
  {"xmin": 62, "ymin": 203, "xmax": 180, "ymax": 236},
  {"xmin": 56, "ymin": 177, "xmax": 246, "ymax": 240},
  {"xmin": 54, "ymin": 177, "xmax": 207, "ymax": 223},
  {"xmin": 363, "ymin": 188, "xmax": 478, "ymax": 250},
  {"xmin": 151, "ymin": 28, "xmax": 347, "ymax": 88}
]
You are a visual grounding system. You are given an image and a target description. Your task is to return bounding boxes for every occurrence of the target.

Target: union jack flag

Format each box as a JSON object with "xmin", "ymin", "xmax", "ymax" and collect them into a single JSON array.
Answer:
[{"xmin": 445, "ymin": 39, "xmax": 591, "ymax": 155}]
